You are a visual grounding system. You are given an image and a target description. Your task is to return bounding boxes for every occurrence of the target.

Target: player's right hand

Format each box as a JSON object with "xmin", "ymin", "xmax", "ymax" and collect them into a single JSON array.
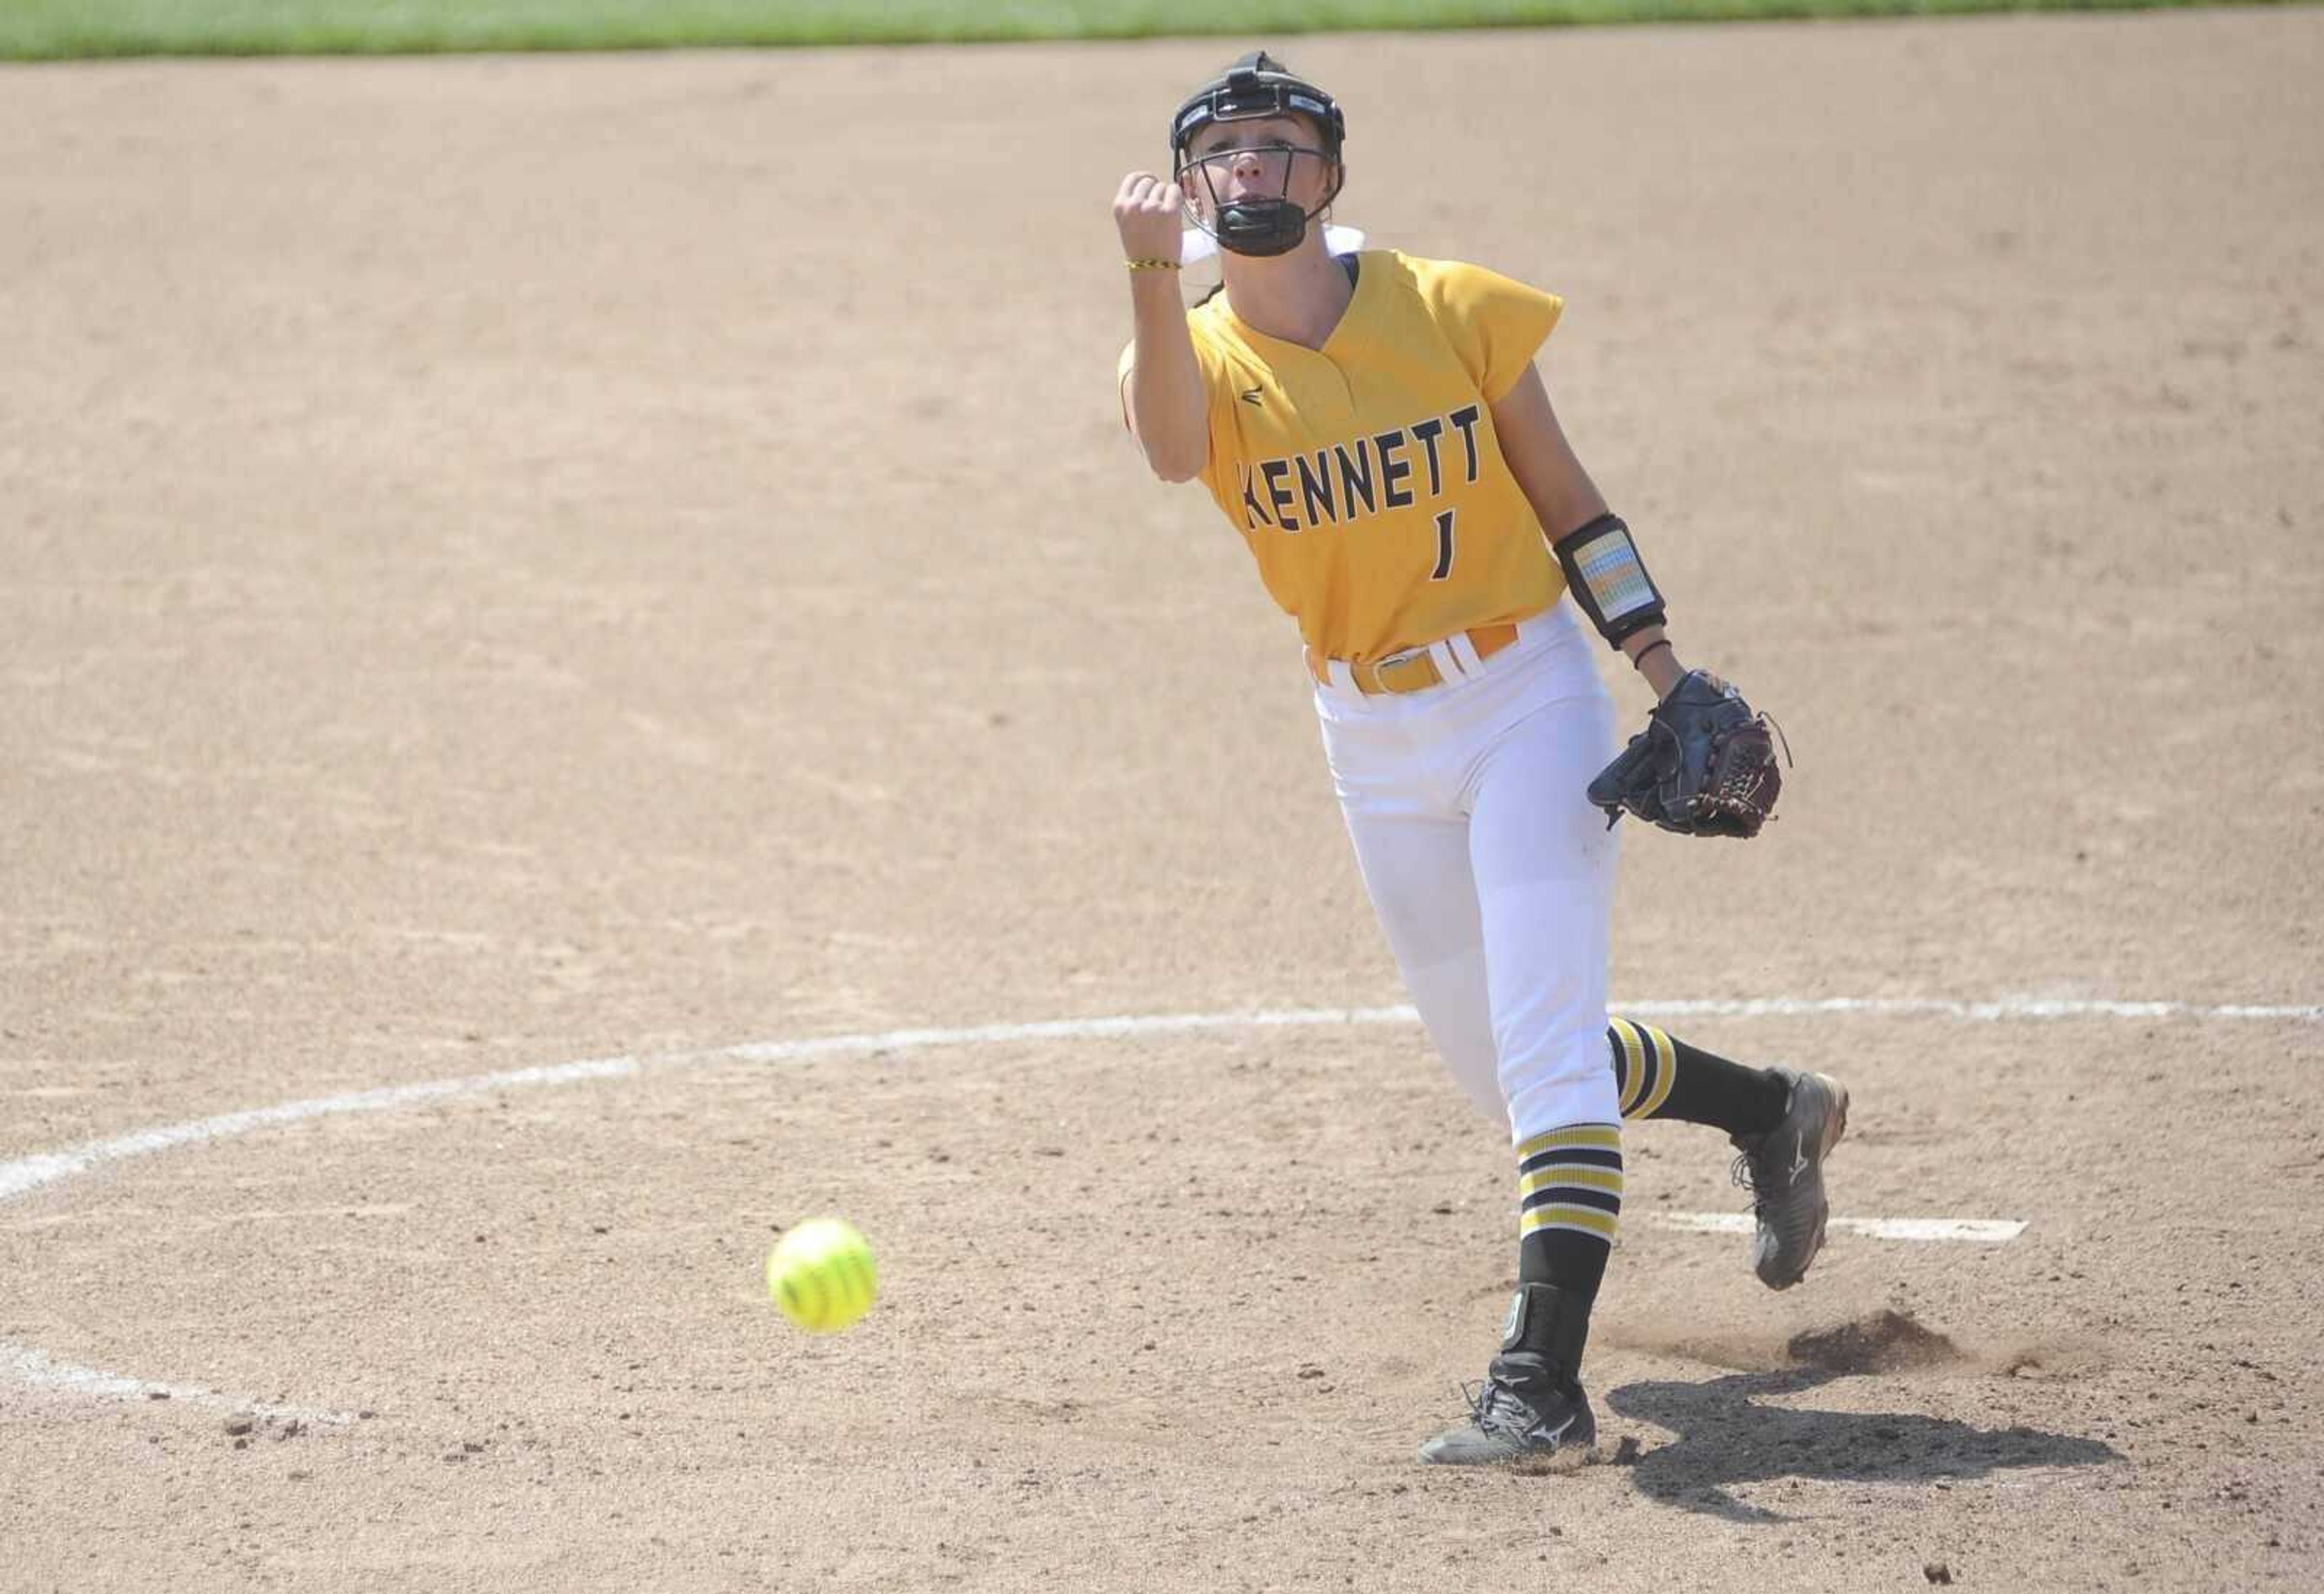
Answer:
[{"xmin": 1114, "ymin": 171, "xmax": 1185, "ymax": 265}]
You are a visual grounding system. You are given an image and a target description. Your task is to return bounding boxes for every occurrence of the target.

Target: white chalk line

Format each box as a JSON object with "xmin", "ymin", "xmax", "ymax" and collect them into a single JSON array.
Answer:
[
  {"xmin": 1, "ymin": 1343, "xmax": 338, "ymax": 1425},
  {"xmin": 1649, "ymin": 1213, "xmax": 2028, "ymax": 1244},
  {"xmin": 2, "ymin": 991, "xmax": 2314, "ymax": 1417}
]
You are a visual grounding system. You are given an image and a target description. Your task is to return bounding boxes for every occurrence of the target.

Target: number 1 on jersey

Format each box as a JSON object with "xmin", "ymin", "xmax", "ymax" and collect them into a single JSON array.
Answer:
[{"xmin": 1430, "ymin": 509, "xmax": 1456, "ymax": 581}]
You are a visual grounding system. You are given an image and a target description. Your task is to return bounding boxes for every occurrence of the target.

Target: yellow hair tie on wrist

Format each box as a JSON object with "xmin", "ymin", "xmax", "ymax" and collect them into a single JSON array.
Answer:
[{"xmin": 1125, "ymin": 257, "xmax": 1182, "ymax": 272}]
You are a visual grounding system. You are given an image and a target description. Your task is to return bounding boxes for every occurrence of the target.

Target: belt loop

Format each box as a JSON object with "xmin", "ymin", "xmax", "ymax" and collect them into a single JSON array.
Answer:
[{"xmin": 1443, "ymin": 631, "xmax": 1482, "ymax": 677}]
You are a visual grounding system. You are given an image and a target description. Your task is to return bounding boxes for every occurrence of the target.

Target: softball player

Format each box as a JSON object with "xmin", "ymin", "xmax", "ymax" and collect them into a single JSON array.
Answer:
[{"xmin": 1113, "ymin": 53, "xmax": 1849, "ymax": 1466}]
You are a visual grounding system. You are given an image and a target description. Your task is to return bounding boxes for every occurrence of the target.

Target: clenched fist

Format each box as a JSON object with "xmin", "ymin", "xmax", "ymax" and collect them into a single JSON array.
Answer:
[{"xmin": 1114, "ymin": 171, "xmax": 1186, "ymax": 264}]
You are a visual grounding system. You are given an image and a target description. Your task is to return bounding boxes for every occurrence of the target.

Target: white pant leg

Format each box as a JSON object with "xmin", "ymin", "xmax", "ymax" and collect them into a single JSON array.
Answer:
[
  {"xmin": 1465, "ymin": 693, "xmax": 1624, "ymax": 1143},
  {"xmin": 1338, "ymin": 808, "xmax": 1502, "ymax": 1120},
  {"xmin": 1318, "ymin": 607, "xmax": 1619, "ymax": 1135}
]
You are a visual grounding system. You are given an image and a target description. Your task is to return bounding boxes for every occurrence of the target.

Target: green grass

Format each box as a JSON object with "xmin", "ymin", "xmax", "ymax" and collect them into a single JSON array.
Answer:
[{"xmin": 0, "ymin": 0, "xmax": 2279, "ymax": 59}]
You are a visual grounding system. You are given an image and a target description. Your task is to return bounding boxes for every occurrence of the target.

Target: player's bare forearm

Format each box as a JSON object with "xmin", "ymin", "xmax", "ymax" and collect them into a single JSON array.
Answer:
[
  {"xmin": 1490, "ymin": 365, "xmax": 1606, "ymax": 539},
  {"xmin": 1491, "ymin": 366, "xmax": 1689, "ymax": 698},
  {"xmin": 1126, "ymin": 277, "xmax": 1208, "ymax": 482},
  {"xmin": 1113, "ymin": 169, "xmax": 1208, "ymax": 482}
]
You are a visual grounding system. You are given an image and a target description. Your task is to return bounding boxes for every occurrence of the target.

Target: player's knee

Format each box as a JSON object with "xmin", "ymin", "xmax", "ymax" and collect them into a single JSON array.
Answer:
[{"xmin": 1500, "ymin": 1025, "xmax": 1621, "ymax": 1137}]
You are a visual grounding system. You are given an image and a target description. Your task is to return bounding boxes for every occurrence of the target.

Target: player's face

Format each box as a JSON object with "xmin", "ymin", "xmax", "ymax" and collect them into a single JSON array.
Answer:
[{"xmin": 1180, "ymin": 113, "xmax": 1338, "ymax": 219}]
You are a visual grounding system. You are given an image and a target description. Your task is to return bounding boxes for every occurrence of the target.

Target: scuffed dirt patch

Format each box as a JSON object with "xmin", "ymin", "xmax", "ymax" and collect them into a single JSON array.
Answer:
[{"xmin": 1787, "ymin": 1309, "xmax": 1966, "ymax": 1374}]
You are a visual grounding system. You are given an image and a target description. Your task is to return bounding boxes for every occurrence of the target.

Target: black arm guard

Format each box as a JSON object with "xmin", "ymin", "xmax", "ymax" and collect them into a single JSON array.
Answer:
[{"xmin": 1551, "ymin": 512, "xmax": 1667, "ymax": 649}]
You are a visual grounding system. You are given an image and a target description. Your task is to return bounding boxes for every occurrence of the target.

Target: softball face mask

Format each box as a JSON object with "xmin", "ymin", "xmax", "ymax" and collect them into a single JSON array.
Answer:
[{"xmin": 1170, "ymin": 50, "xmax": 1345, "ymax": 259}]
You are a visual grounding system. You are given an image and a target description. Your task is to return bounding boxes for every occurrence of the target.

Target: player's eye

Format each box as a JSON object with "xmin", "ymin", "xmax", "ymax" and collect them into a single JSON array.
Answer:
[{"xmin": 1196, "ymin": 142, "xmax": 1297, "ymax": 166}]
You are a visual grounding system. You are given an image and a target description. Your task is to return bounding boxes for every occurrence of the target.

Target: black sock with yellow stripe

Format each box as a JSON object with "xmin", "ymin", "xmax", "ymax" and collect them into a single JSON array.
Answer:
[
  {"xmin": 1606, "ymin": 1016, "xmax": 1788, "ymax": 1136},
  {"xmin": 1514, "ymin": 1122, "xmax": 1622, "ymax": 1300}
]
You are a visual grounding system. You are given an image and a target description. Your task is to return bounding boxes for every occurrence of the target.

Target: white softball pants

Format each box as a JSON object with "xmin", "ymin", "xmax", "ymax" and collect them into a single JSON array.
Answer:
[{"xmin": 1314, "ymin": 602, "xmax": 1623, "ymax": 1145}]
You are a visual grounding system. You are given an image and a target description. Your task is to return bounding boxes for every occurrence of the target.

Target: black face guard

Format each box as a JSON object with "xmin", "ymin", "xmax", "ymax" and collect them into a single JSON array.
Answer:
[
  {"xmin": 1176, "ymin": 142, "xmax": 1344, "ymax": 259},
  {"xmin": 1169, "ymin": 51, "xmax": 1345, "ymax": 259}
]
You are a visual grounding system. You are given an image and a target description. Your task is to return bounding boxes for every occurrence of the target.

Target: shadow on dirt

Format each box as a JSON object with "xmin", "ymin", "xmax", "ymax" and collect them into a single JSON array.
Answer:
[{"xmin": 1604, "ymin": 1366, "xmax": 2122, "ymax": 1523}]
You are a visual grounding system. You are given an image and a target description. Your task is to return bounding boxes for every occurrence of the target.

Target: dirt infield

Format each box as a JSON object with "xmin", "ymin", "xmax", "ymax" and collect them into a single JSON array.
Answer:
[{"xmin": 4, "ymin": 12, "xmax": 2321, "ymax": 1591}]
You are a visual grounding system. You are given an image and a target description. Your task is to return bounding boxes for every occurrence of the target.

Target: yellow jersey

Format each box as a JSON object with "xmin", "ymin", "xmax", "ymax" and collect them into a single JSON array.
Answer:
[{"xmin": 1129, "ymin": 251, "xmax": 1569, "ymax": 667}]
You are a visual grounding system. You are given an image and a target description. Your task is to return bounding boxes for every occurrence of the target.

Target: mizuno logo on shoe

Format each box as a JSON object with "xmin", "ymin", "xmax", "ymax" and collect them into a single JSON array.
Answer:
[{"xmin": 1788, "ymin": 1136, "xmax": 1810, "ymax": 1179}]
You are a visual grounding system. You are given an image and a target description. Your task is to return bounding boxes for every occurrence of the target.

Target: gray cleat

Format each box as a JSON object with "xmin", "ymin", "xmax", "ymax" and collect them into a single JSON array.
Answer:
[
  {"xmin": 1730, "ymin": 1068, "xmax": 1850, "ymax": 1289},
  {"xmin": 1418, "ymin": 1282, "xmax": 1598, "ymax": 1467},
  {"xmin": 1418, "ymin": 1373, "xmax": 1597, "ymax": 1467}
]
